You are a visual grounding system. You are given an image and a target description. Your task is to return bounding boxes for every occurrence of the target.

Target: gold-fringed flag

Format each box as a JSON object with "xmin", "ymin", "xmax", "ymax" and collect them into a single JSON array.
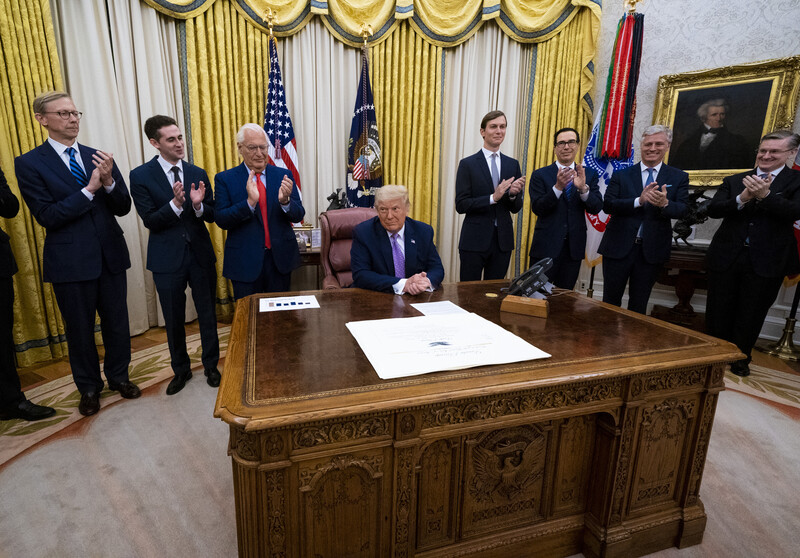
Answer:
[
  {"xmin": 346, "ymin": 46, "xmax": 383, "ymax": 207},
  {"xmin": 584, "ymin": 12, "xmax": 645, "ymax": 267},
  {"xmin": 264, "ymin": 36, "xmax": 302, "ymax": 201}
]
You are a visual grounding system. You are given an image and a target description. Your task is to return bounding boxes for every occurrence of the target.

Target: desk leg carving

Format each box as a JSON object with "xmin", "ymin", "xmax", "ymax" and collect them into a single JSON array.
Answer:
[{"xmin": 393, "ymin": 446, "xmax": 416, "ymax": 558}]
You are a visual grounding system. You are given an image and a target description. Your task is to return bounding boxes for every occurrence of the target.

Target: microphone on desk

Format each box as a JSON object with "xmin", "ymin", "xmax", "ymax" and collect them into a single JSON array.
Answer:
[{"xmin": 507, "ymin": 257, "xmax": 554, "ymax": 299}]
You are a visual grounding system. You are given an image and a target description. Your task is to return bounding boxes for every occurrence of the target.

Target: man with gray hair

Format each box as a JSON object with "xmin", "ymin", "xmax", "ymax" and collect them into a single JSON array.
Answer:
[
  {"xmin": 599, "ymin": 125, "xmax": 689, "ymax": 314},
  {"xmin": 351, "ymin": 185, "xmax": 444, "ymax": 294},
  {"xmin": 705, "ymin": 130, "xmax": 800, "ymax": 376},
  {"xmin": 215, "ymin": 123, "xmax": 305, "ymax": 299},
  {"xmin": 670, "ymin": 98, "xmax": 751, "ymax": 170}
]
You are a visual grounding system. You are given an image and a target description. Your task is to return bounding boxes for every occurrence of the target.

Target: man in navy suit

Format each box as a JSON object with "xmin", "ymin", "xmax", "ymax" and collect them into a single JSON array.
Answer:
[
  {"xmin": 129, "ymin": 115, "xmax": 220, "ymax": 395},
  {"xmin": 15, "ymin": 91, "xmax": 140, "ymax": 416},
  {"xmin": 599, "ymin": 125, "xmax": 689, "ymax": 314},
  {"xmin": 352, "ymin": 185, "xmax": 444, "ymax": 294},
  {"xmin": 456, "ymin": 111, "xmax": 525, "ymax": 281},
  {"xmin": 215, "ymin": 124, "xmax": 305, "ymax": 299},
  {"xmin": 529, "ymin": 127, "xmax": 603, "ymax": 289},
  {"xmin": 706, "ymin": 130, "xmax": 800, "ymax": 376},
  {"xmin": 0, "ymin": 166, "xmax": 56, "ymax": 422}
]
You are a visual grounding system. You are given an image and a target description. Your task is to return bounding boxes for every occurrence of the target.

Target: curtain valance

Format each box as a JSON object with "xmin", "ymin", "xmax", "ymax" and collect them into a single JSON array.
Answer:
[{"xmin": 143, "ymin": 0, "xmax": 601, "ymax": 46}]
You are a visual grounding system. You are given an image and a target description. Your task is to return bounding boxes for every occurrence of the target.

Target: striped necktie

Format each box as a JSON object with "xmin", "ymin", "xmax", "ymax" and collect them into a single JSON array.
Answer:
[{"xmin": 66, "ymin": 147, "xmax": 88, "ymax": 188}]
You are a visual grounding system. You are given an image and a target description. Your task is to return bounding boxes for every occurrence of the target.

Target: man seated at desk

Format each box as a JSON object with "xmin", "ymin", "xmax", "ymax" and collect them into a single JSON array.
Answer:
[{"xmin": 351, "ymin": 185, "xmax": 444, "ymax": 294}]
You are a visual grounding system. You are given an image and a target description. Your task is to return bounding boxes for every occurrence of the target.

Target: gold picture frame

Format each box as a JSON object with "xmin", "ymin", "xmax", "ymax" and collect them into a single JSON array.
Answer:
[{"xmin": 653, "ymin": 56, "xmax": 800, "ymax": 186}]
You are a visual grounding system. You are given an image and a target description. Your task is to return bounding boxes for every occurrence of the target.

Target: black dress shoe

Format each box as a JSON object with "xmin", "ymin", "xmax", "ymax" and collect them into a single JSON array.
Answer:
[
  {"xmin": 730, "ymin": 360, "xmax": 750, "ymax": 377},
  {"xmin": 166, "ymin": 371, "xmax": 192, "ymax": 395},
  {"xmin": 204, "ymin": 367, "xmax": 221, "ymax": 388},
  {"xmin": 0, "ymin": 400, "xmax": 56, "ymax": 421},
  {"xmin": 108, "ymin": 380, "xmax": 142, "ymax": 399},
  {"xmin": 78, "ymin": 392, "xmax": 101, "ymax": 416}
]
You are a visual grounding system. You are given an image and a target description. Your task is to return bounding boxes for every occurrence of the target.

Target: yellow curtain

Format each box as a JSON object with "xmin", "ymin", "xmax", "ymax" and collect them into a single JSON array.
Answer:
[
  {"xmin": 145, "ymin": 0, "xmax": 600, "ymax": 48},
  {"xmin": 370, "ymin": 23, "xmax": 442, "ymax": 231},
  {"xmin": 518, "ymin": 7, "xmax": 596, "ymax": 268},
  {"xmin": 0, "ymin": 0, "xmax": 68, "ymax": 366},
  {"xmin": 184, "ymin": 0, "xmax": 274, "ymax": 315}
]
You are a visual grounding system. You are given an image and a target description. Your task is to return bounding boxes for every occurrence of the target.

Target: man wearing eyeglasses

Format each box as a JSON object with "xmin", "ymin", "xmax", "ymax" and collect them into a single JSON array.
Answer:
[
  {"xmin": 528, "ymin": 128, "xmax": 602, "ymax": 289},
  {"xmin": 706, "ymin": 130, "xmax": 800, "ymax": 377},
  {"xmin": 14, "ymin": 91, "xmax": 140, "ymax": 417},
  {"xmin": 215, "ymin": 123, "xmax": 305, "ymax": 299}
]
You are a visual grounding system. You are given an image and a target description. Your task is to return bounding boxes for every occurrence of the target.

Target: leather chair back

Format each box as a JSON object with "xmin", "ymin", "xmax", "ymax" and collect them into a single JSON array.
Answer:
[{"xmin": 319, "ymin": 207, "xmax": 377, "ymax": 289}]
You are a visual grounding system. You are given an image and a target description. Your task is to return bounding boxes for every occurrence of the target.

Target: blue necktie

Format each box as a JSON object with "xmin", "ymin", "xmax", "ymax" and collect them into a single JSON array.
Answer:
[
  {"xmin": 490, "ymin": 153, "xmax": 500, "ymax": 189},
  {"xmin": 646, "ymin": 167, "xmax": 655, "ymax": 186},
  {"xmin": 564, "ymin": 179, "xmax": 574, "ymax": 200},
  {"xmin": 67, "ymin": 147, "xmax": 88, "ymax": 188}
]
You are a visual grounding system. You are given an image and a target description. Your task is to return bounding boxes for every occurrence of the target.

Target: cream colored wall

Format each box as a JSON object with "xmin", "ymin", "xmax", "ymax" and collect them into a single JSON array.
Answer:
[{"xmin": 585, "ymin": 0, "xmax": 800, "ymax": 340}]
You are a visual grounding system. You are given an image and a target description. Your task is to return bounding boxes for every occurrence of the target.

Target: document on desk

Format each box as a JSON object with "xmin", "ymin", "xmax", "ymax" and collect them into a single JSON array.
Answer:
[
  {"xmin": 259, "ymin": 295, "xmax": 320, "ymax": 312},
  {"xmin": 346, "ymin": 312, "xmax": 550, "ymax": 379}
]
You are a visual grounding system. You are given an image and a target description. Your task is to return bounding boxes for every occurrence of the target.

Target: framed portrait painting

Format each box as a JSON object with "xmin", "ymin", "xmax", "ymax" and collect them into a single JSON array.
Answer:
[{"xmin": 653, "ymin": 56, "xmax": 800, "ymax": 186}]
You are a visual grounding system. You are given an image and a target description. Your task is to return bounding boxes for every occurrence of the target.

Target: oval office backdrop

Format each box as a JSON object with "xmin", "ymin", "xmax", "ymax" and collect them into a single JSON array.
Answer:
[{"xmin": 1, "ymin": 0, "xmax": 800, "ymax": 370}]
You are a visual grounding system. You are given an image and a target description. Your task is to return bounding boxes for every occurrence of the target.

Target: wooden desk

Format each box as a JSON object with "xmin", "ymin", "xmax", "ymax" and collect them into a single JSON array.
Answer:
[{"xmin": 215, "ymin": 282, "xmax": 741, "ymax": 558}]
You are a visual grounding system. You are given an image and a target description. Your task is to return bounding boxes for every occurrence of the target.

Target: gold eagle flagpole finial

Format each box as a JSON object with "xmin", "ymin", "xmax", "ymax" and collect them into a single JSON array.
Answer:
[
  {"xmin": 264, "ymin": 7, "xmax": 276, "ymax": 37},
  {"xmin": 625, "ymin": 0, "xmax": 644, "ymax": 13},
  {"xmin": 360, "ymin": 23, "xmax": 373, "ymax": 49}
]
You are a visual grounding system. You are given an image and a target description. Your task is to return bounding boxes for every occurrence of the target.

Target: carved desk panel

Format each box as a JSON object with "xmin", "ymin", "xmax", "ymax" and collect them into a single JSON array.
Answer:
[{"xmin": 215, "ymin": 283, "xmax": 740, "ymax": 558}]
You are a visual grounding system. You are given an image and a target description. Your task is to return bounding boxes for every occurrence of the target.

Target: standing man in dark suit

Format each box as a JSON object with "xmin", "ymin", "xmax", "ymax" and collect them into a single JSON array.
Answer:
[
  {"xmin": 706, "ymin": 130, "xmax": 800, "ymax": 377},
  {"xmin": 529, "ymin": 127, "xmax": 603, "ymax": 289},
  {"xmin": 129, "ymin": 115, "xmax": 221, "ymax": 395},
  {"xmin": 351, "ymin": 184, "xmax": 444, "ymax": 294},
  {"xmin": 215, "ymin": 124, "xmax": 305, "ymax": 300},
  {"xmin": 15, "ymin": 91, "xmax": 140, "ymax": 416},
  {"xmin": 456, "ymin": 110, "xmax": 525, "ymax": 281},
  {"xmin": 599, "ymin": 125, "xmax": 689, "ymax": 314},
  {"xmin": 0, "ymin": 166, "xmax": 56, "ymax": 422}
]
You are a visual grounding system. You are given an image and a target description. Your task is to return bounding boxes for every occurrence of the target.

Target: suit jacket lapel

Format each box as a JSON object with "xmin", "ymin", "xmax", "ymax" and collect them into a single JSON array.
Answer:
[
  {"xmin": 770, "ymin": 166, "xmax": 793, "ymax": 194},
  {"xmin": 38, "ymin": 142, "xmax": 79, "ymax": 189},
  {"xmin": 475, "ymin": 151, "xmax": 493, "ymax": 190},
  {"xmin": 377, "ymin": 220, "xmax": 394, "ymax": 275},
  {"xmin": 404, "ymin": 219, "xmax": 417, "ymax": 276}
]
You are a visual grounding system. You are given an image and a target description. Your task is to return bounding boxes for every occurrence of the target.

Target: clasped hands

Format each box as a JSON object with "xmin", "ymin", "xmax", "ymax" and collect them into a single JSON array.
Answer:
[
  {"xmin": 246, "ymin": 170, "xmax": 295, "ymax": 206},
  {"xmin": 739, "ymin": 174, "xmax": 771, "ymax": 202},
  {"xmin": 492, "ymin": 175, "xmax": 526, "ymax": 202},
  {"xmin": 172, "ymin": 180, "xmax": 206, "ymax": 211},
  {"xmin": 403, "ymin": 272, "xmax": 432, "ymax": 295},
  {"xmin": 640, "ymin": 182, "xmax": 669, "ymax": 208},
  {"xmin": 555, "ymin": 164, "xmax": 589, "ymax": 194},
  {"xmin": 85, "ymin": 150, "xmax": 115, "ymax": 194}
]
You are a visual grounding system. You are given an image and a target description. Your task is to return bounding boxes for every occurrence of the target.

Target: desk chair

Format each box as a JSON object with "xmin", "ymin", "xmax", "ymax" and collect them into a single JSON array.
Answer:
[{"xmin": 320, "ymin": 207, "xmax": 377, "ymax": 289}]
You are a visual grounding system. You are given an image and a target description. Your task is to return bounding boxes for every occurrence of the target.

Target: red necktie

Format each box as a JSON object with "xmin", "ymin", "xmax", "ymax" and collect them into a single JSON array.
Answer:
[{"xmin": 256, "ymin": 173, "xmax": 271, "ymax": 249}]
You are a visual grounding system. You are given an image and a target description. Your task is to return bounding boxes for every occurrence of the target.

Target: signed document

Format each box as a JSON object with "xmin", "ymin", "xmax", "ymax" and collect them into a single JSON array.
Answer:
[{"xmin": 346, "ymin": 313, "xmax": 550, "ymax": 379}]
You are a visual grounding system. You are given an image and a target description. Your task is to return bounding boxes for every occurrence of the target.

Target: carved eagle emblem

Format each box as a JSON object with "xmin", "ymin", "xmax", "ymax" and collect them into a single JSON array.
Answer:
[{"xmin": 470, "ymin": 435, "xmax": 546, "ymax": 502}]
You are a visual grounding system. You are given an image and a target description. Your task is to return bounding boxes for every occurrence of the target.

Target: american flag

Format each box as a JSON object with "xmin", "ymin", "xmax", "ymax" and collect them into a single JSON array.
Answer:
[{"xmin": 264, "ymin": 36, "xmax": 302, "ymax": 198}]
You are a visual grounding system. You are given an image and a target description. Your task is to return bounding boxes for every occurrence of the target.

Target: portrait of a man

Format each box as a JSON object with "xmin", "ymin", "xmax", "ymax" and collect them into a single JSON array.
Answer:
[{"xmin": 667, "ymin": 80, "xmax": 773, "ymax": 172}]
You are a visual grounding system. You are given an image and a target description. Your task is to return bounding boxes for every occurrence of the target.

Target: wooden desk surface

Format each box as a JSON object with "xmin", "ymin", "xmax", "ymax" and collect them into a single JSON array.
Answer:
[{"xmin": 215, "ymin": 281, "xmax": 741, "ymax": 431}]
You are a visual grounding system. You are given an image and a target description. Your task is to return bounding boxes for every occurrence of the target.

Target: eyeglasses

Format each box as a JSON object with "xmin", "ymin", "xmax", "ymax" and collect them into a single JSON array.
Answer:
[
  {"xmin": 555, "ymin": 140, "xmax": 579, "ymax": 147},
  {"xmin": 756, "ymin": 148, "xmax": 796, "ymax": 156},
  {"xmin": 42, "ymin": 110, "xmax": 83, "ymax": 120},
  {"xmin": 242, "ymin": 144, "xmax": 268, "ymax": 153}
]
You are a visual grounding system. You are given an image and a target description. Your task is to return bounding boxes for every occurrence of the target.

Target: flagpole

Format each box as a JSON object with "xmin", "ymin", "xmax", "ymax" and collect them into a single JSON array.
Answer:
[{"xmin": 756, "ymin": 284, "xmax": 800, "ymax": 360}]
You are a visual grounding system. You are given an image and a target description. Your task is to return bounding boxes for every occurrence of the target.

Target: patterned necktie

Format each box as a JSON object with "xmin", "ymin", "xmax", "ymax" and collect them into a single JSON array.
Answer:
[
  {"xmin": 391, "ymin": 233, "xmax": 405, "ymax": 278},
  {"xmin": 256, "ymin": 173, "xmax": 271, "ymax": 249},
  {"xmin": 759, "ymin": 173, "xmax": 770, "ymax": 181},
  {"xmin": 66, "ymin": 147, "xmax": 88, "ymax": 188},
  {"xmin": 490, "ymin": 153, "xmax": 500, "ymax": 189},
  {"xmin": 564, "ymin": 179, "xmax": 574, "ymax": 200}
]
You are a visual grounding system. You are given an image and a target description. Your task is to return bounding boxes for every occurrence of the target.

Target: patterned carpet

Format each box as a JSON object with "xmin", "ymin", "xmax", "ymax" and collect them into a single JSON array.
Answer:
[{"xmin": 0, "ymin": 327, "xmax": 230, "ymax": 468}]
